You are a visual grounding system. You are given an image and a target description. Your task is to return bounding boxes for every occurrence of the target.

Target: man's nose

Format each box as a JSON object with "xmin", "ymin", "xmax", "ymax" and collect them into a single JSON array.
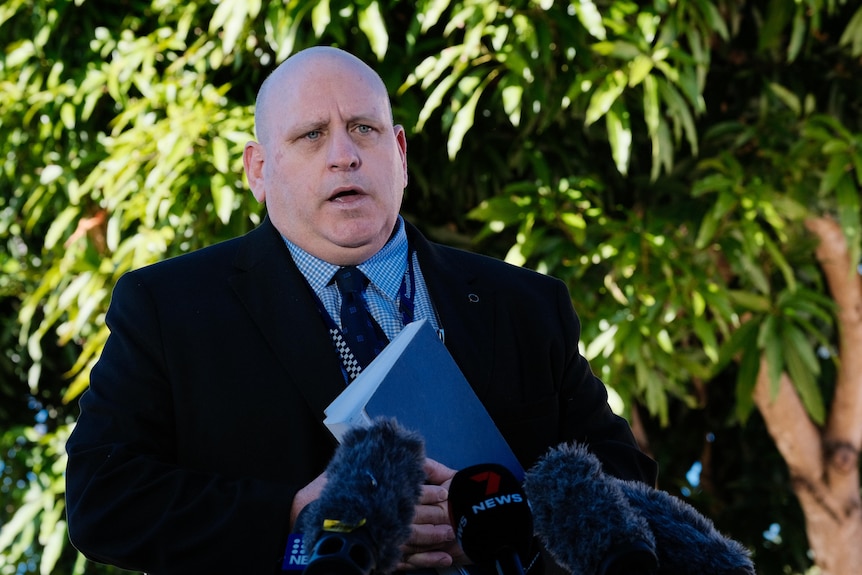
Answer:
[{"xmin": 327, "ymin": 130, "xmax": 361, "ymax": 170}]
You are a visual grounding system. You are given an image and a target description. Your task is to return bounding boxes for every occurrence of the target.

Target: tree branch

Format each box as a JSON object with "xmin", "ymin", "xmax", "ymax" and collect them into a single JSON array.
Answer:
[
  {"xmin": 754, "ymin": 357, "xmax": 823, "ymax": 482},
  {"xmin": 806, "ymin": 216, "xmax": 862, "ymax": 475}
]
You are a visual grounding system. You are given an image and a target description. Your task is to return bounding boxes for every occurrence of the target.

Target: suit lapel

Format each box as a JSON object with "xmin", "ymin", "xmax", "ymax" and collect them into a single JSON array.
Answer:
[
  {"xmin": 228, "ymin": 219, "xmax": 346, "ymax": 420},
  {"xmin": 407, "ymin": 224, "xmax": 497, "ymax": 397}
]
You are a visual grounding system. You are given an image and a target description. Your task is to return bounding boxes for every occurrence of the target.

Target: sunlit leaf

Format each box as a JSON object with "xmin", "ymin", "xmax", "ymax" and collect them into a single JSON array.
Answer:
[
  {"xmin": 358, "ymin": 1, "xmax": 389, "ymax": 60},
  {"xmin": 769, "ymin": 82, "xmax": 801, "ymax": 115},
  {"xmin": 573, "ymin": 0, "xmax": 606, "ymax": 40},
  {"xmin": 501, "ymin": 84, "xmax": 523, "ymax": 127},
  {"xmin": 44, "ymin": 206, "xmax": 79, "ymax": 250},
  {"xmin": 585, "ymin": 70, "xmax": 626, "ymax": 126},
  {"xmin": 787, "ymin": 7, "xmax": 806, "ymax": 62},
  {"xmin": 839, "ymin": 5, "xmax": 862, "ymax": 56},
  {"xmin": 606, "ymin": 101, "xmax": 632, "ymax": 175},
  {"xmin": 418, "ymin": 0, "xmax": 453, "ymax": 33},
  {"xmin": 311, "ymin": 0, "xmax": 331, "ymax": 37},
  {"xmin": 448, "ymin": 73, "xmax": 487, "ymax": 159}
]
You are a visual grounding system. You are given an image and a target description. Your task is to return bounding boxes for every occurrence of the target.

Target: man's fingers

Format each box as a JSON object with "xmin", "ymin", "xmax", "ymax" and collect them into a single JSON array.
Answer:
[
  {"xmin": 413, "ymin": 502, "xmax": 449, "ymax": 527},
  {"xmin": 417, "ymin": 484, "xmax": 448, "ymax": 511},
  {"xmin": 397, "ymin": 550, "xmax": 454, "ymax": 571},
  {"xmin": 424, "ymin": 458, "xmax": 456, "ymax": 486},
  {"xmin": 404, "ymin": 521, "xmax": 454, "ymax": 549}
]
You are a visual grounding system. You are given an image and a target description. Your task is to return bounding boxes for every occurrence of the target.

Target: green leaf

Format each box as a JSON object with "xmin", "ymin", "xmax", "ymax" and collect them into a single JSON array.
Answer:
[
  {"xmin": 585, "ymin": 70, "xmax": 626, "ymax": 126},
  {"xmin": 839, "ymin": 6, "xmax": 862, "ymax": 56},
  {"xmin": 656, "ymin": 329, "xmax": 674, "ymax": 355},
  {"xmin": 768, "ymin": 82, "xmax": 801, "ymax": 116},
  {"xmin": 209, "ymin": 0, "xmax": 251, "ymax": 56},
  {"xmin": 716, "ymin": 318, "xmax": 760, "ymax": 374},
  {"xmin": 783, "ymin": 323, "xmax": 821, "ymax": 376},
  {"xmin": 656, "ymin": 77, "xmax": 699, "ymax": 154},
  {"xmin": 39, "ymin": 520, "xmax": 66, "ymax": 573},
  {"xmin": 735, "ymin": 343, "xmax": 760, "ymax": 422},
  {"xmin": 44, "ymin": 206, "xmax": 79, "ymax": 251},
  {"xmin": 695, "ymin": 189, "xmax": 737, "ymax": 248},
  {"xmin": 501, "ymin": 84, "xmax": 523, "ymax": 127},
  {"xmin": 211, "ymin": 176, "xmax": 235, "ymax": 226},
  {"xmin": 606, "ymin": 101, "xmax": 632, "ymax": 175},
  {"xmin": 414, "ymin": 62, "xmax": 461, "ymax": 131},
  {"xmin": 311, "ymin": 0, "xmax": 331, "ymax": 37},
  {"xmin": 467, "ymin": 195, "xmax": 525, "ymax": 227},
  {"xmin": 697, "ymin": 0, "xmax": 730, "ymax": 40},
  {"xmin": 693, "ymin": 315, "xmax": 719, "ymax": 363},
  {"xmin": 585, "ymin": 323, "xmax": 619, "ymax": 360},
  {"xmin": 779, "ymin": 287, "xmax": 836, "ymax": 325},
  {"xmin": 447, "ymin": 73, "xmax": 488, "ymax": 159},
  {"xmin": 691, "ymin": 172, "xmax": 735, "ymax": 197},
  {"xmin": 643, "ymin": 75, "xmax": 663, "ymax": 179},
  {"xmin": 643, "ymin": 74, "xmax": 660, "ymax": 134},
  {"xmin": 418, "ymin": 0, "xmax": 453, "ymax": 33},
  {"xmin": 0, "ymin": 495, "xmax": 42, "ymax": 553},
  {"xmin": 592, "ymin": 41, "xmax": 642, "ymax": 60},
  {"xmin": 835, "ymin": 175, "xmax": 862, "ymax": 268},
  {"xmin": 212, "ymin": 137, "xmax": 230, "ymax": 174},
  {"xmin": 358, "ymin": 1, "xmax": 389, "ymax": 60},
  {"xmin": 759, "ymin": 315, "xmax": 783, "ymax": 399},
  {"xmin": 628, "ymin": 54, "xmax": 654, "ymax": 87},
  {"xmin": 782, "ymin": 327, "xmax": 825, "ymax": 424},
  {"xmin": 819, "ymin": 153, "xmax": 851, "ymax": 195},
  {"xmin": 762, "ymin": 234, "xmax": 796, "ymax": 293},
  {"xmin": 787, "ymin": 7, "xmax": 806, "ymax": 63},
  {"xmin": 573, "ymin": 0, "xmax": 606, "ymax": 40}
]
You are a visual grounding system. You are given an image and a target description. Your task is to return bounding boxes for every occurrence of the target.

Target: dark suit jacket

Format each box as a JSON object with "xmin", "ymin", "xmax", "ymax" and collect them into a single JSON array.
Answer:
[{"xmin": 66, "ymin": 218, "xmax": 656, "ymax": 574}]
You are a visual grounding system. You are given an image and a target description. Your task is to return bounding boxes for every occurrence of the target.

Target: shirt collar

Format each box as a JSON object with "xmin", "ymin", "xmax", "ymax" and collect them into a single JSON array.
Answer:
[{"xmin": 283, "ymin": 216, "xmax": 408, "ymax": 299}]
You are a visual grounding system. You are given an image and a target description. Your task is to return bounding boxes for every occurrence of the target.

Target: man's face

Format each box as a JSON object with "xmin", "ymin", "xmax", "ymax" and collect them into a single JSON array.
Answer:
[{"xmin": 244, "ymin": 52, "xmax": 408, "ymax": 266}]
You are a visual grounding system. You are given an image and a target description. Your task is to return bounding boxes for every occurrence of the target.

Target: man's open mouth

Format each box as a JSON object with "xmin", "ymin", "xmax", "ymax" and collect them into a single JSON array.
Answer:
[{"xmin": 331, "ymin": 189, "xmax": 361, "ymax": 200}]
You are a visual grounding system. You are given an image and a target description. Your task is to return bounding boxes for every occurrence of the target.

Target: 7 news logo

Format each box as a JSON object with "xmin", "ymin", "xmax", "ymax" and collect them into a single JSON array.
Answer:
[{"xmin": 468, "ymin": 469, "xmax": 524, "ymax": 513}]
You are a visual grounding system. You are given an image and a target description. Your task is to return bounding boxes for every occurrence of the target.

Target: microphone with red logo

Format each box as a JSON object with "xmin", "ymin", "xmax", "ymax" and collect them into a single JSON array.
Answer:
[
  {"xmin": 447, "ymin": 463, "xmax": 534, "ymax": 575},
  {"xmin": 298, "ymin": 418, "xmax": 426, "ymax": 575}
]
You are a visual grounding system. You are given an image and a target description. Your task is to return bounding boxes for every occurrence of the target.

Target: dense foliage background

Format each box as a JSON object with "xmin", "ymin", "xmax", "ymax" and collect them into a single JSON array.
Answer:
[{"xmin": 2, "ymin": 0, "xmax": 861, "ymax": 573}]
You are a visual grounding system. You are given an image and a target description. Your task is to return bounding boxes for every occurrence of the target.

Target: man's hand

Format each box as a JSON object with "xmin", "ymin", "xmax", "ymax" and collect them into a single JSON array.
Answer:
[
  {"xmin": 397, "ymin": 458, "xmax": 470, "ymax": 571},
  {"xmin": 289, "ymin": 471, "xmax": 328, "ymax": 531}
]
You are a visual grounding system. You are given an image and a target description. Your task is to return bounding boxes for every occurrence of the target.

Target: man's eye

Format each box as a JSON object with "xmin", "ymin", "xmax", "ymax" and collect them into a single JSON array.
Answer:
[
  {"xmin": 305, "ymin": 130, "xmax": 321, "ymax": 140},
  {"xmin": 356, "ymin": 125, "xmax": 373, "ymax": 134}
]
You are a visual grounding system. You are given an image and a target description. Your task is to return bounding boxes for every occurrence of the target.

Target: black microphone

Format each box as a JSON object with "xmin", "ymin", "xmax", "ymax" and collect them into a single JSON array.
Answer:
[
  {"xmin": 523, "ymin": 443, "xmax": 658, "ymax": 575},
  {"xmin": 299, "ymin": 418, "xmax": 426, "ymax": 575},
  {"xmin": 525, "ymin": 442, "xmax": 755, "ymax": 575},
  {"xmin": 447, "ymin": 463, "xmax": 534, "ymax": 575},
  {"xmin": 614, "ymin": 477, "xmax": 755, "ymax": 575}
]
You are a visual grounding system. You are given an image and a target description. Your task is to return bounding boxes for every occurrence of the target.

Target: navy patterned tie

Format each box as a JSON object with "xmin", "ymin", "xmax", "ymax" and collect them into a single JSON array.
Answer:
[{"xmin": 333, "ymin": 266, "xmax": 381, "ymax": 368}]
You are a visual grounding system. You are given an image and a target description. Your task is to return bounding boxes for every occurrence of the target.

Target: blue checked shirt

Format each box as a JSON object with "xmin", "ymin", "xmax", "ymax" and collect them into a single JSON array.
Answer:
[{"xmin": 283, "ymin": 216, "xmax": 440, "ymax": 341}]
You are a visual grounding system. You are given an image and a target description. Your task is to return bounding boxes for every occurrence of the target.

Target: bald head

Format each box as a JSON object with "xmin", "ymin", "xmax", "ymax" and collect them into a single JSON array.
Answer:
[{"xmin": 254, "ymin": 47, "xmax": 394, "ymax": 146}]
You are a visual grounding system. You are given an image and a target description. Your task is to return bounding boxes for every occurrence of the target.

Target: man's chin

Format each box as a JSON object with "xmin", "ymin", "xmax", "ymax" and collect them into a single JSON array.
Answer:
[{"xmin": 323, "ymin": 233, "xmax": 390, "ymax": 265}]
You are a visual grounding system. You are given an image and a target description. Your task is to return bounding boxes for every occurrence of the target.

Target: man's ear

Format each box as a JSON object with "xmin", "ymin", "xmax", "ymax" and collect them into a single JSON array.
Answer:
[
  {"xmin": 394, "ymin": 125, "xmax": 408, "ymax": 189},
  {"xmin": 243, "ymin": 141, "xmax": 266, "ymax": 203}
]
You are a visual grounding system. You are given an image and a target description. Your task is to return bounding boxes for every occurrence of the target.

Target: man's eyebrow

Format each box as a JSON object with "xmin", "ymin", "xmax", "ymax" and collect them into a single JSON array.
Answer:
[
  {"xmin": 289, "ymin": 119, "xmax": 329, "ymax": 135},
  {"xmin": 345, "ymin": 112, "xmax": 391, "ymax": 126}
]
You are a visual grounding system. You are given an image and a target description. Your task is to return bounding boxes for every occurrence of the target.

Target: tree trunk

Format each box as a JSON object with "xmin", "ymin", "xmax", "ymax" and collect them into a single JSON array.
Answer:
[{"xmin": 753, "ymin": 216, "xmax": 862, "ymax": 575}]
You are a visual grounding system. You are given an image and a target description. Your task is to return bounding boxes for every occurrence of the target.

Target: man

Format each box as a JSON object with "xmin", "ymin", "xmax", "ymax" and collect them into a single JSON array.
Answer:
[{"xmin": 66, "ymin": 46, "xmax": 657, "ymax": 574}]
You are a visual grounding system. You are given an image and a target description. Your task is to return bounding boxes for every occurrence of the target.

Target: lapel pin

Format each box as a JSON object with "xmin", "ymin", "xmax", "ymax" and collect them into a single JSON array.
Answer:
[{"xmin": 468, "ymin": 293, "xmax": 480, "ymax": 303}]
